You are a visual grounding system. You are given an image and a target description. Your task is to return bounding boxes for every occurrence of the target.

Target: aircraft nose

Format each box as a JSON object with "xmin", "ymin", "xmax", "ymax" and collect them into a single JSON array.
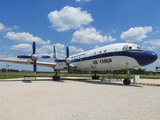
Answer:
[{"xmin": 137, "ymin": 51, "xmax": 158, "ymax": 66}]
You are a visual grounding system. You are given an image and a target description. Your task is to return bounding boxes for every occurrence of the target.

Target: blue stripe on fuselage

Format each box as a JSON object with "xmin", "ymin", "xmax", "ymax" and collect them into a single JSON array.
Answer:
[{"xmin": 71, "ymin": 50, "xmax": 157, "ymax": 66}]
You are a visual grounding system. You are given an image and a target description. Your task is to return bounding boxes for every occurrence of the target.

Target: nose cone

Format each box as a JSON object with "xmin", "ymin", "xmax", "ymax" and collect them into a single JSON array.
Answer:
[{"xmin": 137, "ymin": 51, "xmax": 158, "ymax": 66}]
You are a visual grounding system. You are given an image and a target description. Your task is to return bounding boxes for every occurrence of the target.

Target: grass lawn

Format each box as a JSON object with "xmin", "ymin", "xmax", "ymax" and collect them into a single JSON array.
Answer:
[{"xmin": 0, "ymin": 72, "xmax": 160, "ymax": 79}]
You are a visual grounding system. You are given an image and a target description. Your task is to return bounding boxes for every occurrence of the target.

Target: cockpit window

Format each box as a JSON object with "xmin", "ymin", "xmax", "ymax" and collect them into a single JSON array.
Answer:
[
  {"xmin": 122, "ymin": 46, "xmax": 125, "ymax": 50},
  {"xmin": 122, "ymin": 45, "xmax": 143, "ymax": 51},
  {"xmin": 129, "ymin": 46, "xmax": 132, "ymax": 49},
  {"xmin": 137, "ymin": 46, "xmax": 141, "ymax": 50}
]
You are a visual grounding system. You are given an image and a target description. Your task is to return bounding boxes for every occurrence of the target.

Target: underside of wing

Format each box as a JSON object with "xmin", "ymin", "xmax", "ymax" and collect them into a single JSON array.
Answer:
[{"xmin": 0, "ymin": 58, "xmax": 56, "ymax": 68}]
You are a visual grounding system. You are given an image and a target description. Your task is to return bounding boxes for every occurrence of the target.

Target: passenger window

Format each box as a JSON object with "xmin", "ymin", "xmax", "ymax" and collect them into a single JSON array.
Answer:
[
  {"xmin": 104, "ymin": 50, "xmax": 107, "ymax": 53},
  {"xmin": 99, "ymin": 51, "xmax": 101, "ymax": 54},
  {"xmin": 94, "ymin": 52, "xmax": 96, "ymax": 55}
]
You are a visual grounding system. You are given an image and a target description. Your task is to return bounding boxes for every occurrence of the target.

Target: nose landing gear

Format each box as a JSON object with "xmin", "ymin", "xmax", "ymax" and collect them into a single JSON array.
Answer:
[
  {"xmin": 92, "ymin": 71, "xmax": 99, "ymax": 79},
  {"xmin": 123, "ymin": 69, "xmax": 131, "ymax": 85}
]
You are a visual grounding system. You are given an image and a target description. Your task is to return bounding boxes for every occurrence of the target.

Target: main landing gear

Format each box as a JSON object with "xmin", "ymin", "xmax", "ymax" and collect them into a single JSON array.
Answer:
[
  {"xmin": 92, "ymin": 71, "xmax": 99, "ymax": 79},
  {"xmin": 123, "ymin": 69, "xmax": 131, "ymax": 85},
  {"xmin": 53, "ymin": 71, "xmax": 60, "ymax": 81}
]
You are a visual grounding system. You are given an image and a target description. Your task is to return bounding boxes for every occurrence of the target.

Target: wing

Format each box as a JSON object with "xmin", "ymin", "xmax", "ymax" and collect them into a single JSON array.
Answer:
[{"xmin": 0, "ymin": 58, "xmax": 56, "ymax": 68}]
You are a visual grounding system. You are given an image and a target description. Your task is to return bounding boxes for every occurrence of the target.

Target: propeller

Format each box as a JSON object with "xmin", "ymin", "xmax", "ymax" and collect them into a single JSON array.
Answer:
[
  {"xmin": 66, "ymin": 45, "xmax": 71, "ymax": 75},
  {"xmin": 54, "ymin": 45, "xmax": 71, "ymax": 76},
  {"xmin": 16, "ymin": 41, "xmax": 51, "ymax": 74}
]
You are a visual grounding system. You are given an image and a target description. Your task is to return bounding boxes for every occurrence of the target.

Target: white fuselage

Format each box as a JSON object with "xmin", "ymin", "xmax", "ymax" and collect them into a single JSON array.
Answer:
[
  {"xmin": 53, "ymin": 43, "xmax": 157, "ymax": 72},
  {"xmin": 69, "ymin": 43, "xmax": 142, "ymax": 71}
]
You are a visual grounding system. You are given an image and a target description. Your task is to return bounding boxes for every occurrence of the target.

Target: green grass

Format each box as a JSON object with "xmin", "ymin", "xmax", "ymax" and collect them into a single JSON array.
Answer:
[{"xmin": 0, "ymin": 72, "xmax": 160, "ymax": 79}]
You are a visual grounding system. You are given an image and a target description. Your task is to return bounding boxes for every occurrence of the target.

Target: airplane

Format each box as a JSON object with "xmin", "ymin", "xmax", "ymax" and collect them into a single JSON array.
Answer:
[{"xmin": 0, "ymin": 41, "xmax": 158, "ymax": 85}]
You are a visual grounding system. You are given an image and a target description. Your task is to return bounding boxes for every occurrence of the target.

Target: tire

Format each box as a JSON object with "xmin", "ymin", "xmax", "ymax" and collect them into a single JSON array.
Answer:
[
  {"xmin": 123, "ymin": 78, "xmax": 131, "ymax": 85},
  {"xmin": 123, "ymin": 79, "xmax": 127, "ymax": 85},
  {"xmin": 96, "ymin": 76, "xmax": 99, "ymax": 79}
]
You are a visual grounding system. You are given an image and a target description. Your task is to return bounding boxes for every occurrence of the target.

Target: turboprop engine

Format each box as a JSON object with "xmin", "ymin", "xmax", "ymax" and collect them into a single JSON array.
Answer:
[
  {"xmin": 54, "ymin": 62, "xmax": 67, "ymax": 70},
  {"xmin": 27, "ymin": 59, "xmax": 34, "ymax": 64}
]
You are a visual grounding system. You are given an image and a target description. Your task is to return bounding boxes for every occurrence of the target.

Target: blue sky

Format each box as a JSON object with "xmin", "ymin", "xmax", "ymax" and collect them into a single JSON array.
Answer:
[{"xmin": 0, "ymin": 0, "xmax": 160, "ymax": 72}]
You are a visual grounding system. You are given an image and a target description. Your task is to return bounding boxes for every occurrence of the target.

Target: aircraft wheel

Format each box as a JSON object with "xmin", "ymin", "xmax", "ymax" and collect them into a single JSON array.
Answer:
[
  {"xmin": 123, "ymin": 78, "xmax": 131, "ymax": 85},
  {"xmin": 92, "ymin": 76, "xmax": 99, "ymax": 79},
  {"xmin": 53, "ymin": 76, "xmax": 60, "ymax": 81},
  {"xmin": 96, "ymin": 76, "xmax": 99, "ymax": 79},
  {"xmin": 127, "ymin": 78, "xmax": 131, "ymax": 85},
  {"xmin": 58, "ymin": 76, "xmax": 60, "ymax": 80}
]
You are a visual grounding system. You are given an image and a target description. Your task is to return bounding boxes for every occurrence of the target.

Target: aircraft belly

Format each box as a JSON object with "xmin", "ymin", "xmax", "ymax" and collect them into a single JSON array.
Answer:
[{"xmin": 74, "ymin": 56, "xmax": 140, "ymax": 71}]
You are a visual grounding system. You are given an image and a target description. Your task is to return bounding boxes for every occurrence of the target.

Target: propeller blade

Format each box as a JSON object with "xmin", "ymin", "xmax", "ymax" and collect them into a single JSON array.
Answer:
[
  {"xmin": 66, "ymin": 45, "xmax": 70, "ymax": 76},
  {"xmin": 33, "ymin": 61, "xmax": 37, "ymax": 74},
  {"xmin": 68, "ymin": 64, "xmax": 70, "ymax": 75},
  {"xmin": 66, "ymin": 45, "xmax": 69, "ymax": 58},
  {"xmin": 16, "ymin": 55, "xmax": 31, "ymax": 58},
  {"xmin": 53, "ymin": 46, "xmax": 56, "ymax": 59},
  {"xmin": 33, "ymin": 41, "xmax": 36, "ymax": 54},
  {"xmin": 39, "ymin": 56, "xmax": 51, "ymax": 58}
]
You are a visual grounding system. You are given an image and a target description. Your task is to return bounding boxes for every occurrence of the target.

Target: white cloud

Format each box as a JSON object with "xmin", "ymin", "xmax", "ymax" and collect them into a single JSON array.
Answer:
[
  {"xmin": 144, "ymin": 39, "xmax": 160, "ymax": 46},
  {"xmin": 108, "ymin": 36, "xmax": 117, "ymax": 42},
  {"xmin": 69, "ymin": 46, "xmax": 84, "ymax": 53},
  {"xmin": 144, "ymin": 39, "xmax": 160, "ymax": 50},
  {"xmin": 0, "ymin": 39, "xmax": 1, "ymax": 41},
  {"xmin": 0, "ymin": 23, "xmax": 5, "ymax": 32},
  {"xmin": 11, "ymin": 43, "xmax": 32, "ymax": 51},
  {"xmin": 153, "ymin": 30, "xmax": 159, "ymax": 35},
  {"xmin": 71, "ymin": 27, "xmax": 116, "ymax": 44},
  {"xmin": 75, "ymin": 0, "xmax": 90, "ymax": 2},
  {"xmin": 54, "ymin": 43, "xmax": 65, "ymax": 53},
  {"xmin": 47, "ymin": 6, "xmax": 93, "ymax": 31},
  {"xmin": 94, "ymin": 45, "xmax": 100, "ymax": 49},
  {"xmin": 13, "ymin": 25, "xmax": 19, "ymax": 29},
  {"xmin": 37, "ymin": 45, "xmax": 53, "ymax": 53},
  {"xmin": 120, "ymin": 26, "xmax": 152, "ymax": 42},
  {"xmin": 141, "ymin": 46, "xmax": 146, "ymax": 49},
  {"xmin": 147, "ymin": 46, "xmax": 156, "ymax": 50},
  {"xmin": 4, "ymin": 32, "xmax": 50, "ymax": 44},
  {"xmin": 0, "ymin": 23, "xmax": 12, "ymax": 33},
  {"xmin": 113, "ymin": 30, "xmax": 116, "ymax": 33}
]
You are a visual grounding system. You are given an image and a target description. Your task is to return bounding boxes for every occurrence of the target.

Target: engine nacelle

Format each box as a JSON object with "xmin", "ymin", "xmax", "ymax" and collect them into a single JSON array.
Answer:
[
  {"xmin": 54, "ymin": 62, "xmax": 66, "ymax": 70},
  {"xmin": 27, "ymin": 59, "xmax": 34, "ymax": 64}
]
